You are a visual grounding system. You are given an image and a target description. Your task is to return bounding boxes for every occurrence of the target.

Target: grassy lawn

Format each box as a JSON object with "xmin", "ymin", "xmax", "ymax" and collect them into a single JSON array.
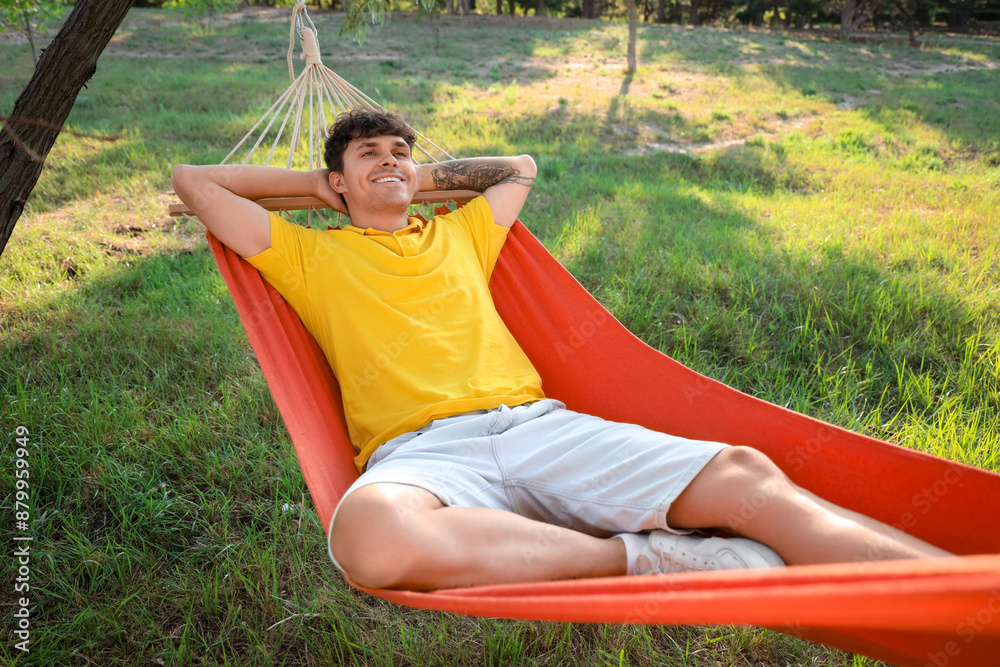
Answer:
[{"xmin": 2, "ymin": 7, "xmax": 998, "ymax": 665}]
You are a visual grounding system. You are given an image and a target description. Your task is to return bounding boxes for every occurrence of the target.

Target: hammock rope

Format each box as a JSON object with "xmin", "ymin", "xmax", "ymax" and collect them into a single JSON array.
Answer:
[
  {"xmin": 168, "ymin": 1, "xmax": 476, "ymax": 218},
  {"xmin": 223, "ymin": 0, "xmax": 455, "ymax": 173}
]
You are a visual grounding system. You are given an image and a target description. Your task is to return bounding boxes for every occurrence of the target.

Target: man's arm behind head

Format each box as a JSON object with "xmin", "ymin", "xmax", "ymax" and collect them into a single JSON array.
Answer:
[
  {"xmin": 416, "ymin": 155, "xmax": 537, "ymax": 229},
  {"xmin": 171, "ymin": 165, "xmax": 346, "ymax": 257}
]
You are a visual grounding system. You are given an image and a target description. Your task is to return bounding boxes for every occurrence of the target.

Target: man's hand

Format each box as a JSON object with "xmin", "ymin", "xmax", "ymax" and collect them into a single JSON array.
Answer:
[{"xmin": 310, "ymin": 169, "xmax": 349, "ymax": 216}]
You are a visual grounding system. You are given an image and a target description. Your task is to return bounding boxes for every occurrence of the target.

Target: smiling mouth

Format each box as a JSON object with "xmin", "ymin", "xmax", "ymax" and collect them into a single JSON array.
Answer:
[{"xmin": 373, "ymin": 176, "xmax": 403, "ymax": 183}]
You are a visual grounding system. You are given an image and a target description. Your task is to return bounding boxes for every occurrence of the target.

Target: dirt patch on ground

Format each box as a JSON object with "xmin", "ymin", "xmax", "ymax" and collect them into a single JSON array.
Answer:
[
  {"xmin": 878, "ymin": 59, "xmax": 999, "ymax": 76},
  {"xmin": 732, "ymin": 43, "xmax": 998, "ymax": 77},
  {"xmin": 624, "ymin": 115, "xmax": 814, "ymax": 156}
]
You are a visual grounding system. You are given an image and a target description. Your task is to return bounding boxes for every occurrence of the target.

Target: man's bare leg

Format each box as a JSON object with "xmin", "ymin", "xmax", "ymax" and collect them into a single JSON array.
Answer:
[
  {"xmin": 332, "ymin": 446, "xmax": 953, "ymax": 591},
  {"xmin": 667, "ymin": 446, "xmax": 954, "ymax": 564},
  {"xmin": 331, "ymin": 483, "xmax": 626, "ymax": 591}
]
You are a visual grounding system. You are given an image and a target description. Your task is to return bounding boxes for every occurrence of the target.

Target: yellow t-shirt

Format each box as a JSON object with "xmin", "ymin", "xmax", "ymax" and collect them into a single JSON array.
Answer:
[{"xmin": 245, "ymin": 196, "xmax": 545, "ymax": 471}]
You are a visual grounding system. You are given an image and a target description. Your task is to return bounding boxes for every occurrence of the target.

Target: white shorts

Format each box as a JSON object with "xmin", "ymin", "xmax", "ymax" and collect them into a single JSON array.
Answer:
[{"xmin": 327, "ymin": 399, "xmax": 728, "ymax": 570}]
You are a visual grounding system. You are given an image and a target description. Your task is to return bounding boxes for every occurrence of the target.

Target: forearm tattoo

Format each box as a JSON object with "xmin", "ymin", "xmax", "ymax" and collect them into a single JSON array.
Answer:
[{"xmin": 431, "ymin": 160, "xmax": 535, "ymax": 192}]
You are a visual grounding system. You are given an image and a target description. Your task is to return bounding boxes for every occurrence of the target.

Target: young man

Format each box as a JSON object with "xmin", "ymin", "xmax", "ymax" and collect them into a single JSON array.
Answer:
[{"xmin": 172, "ymin": 110, "xmax": 952, "ymax": 592}]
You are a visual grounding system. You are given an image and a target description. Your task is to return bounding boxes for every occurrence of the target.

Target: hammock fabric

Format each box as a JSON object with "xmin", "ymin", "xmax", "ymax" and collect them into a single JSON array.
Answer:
[{"xmin": 207, "ymin": 214, "xmax": 1000, "ymax": 667}]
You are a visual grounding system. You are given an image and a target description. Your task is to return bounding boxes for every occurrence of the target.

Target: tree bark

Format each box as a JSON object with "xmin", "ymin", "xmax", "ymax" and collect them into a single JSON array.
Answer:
[
  {"xmin": 0, "ymin": 0, "xmax": 134, "ymax": 259},
  {"xmin": 536, "ymin": 0, "xmax": 546, "ymax": 16},
  {"xmin": 626, "ymin": 0, "xmax": 638, "ymax": 72},
  {"xmin": 839, "ymin": 0, "xmax": 857, "ymax": 39},
  {"xmin": 839, "ymin": 0, "xmax": 881, "ymax": 40}
]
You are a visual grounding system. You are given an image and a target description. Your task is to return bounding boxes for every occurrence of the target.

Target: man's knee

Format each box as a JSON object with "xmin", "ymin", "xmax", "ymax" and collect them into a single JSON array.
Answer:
[
  {"xmin": 716, "ymin": 446, "xmax": 786, "ymax": 484},
  {"xmin": 707, "ymin": 446, "xmax": 802, "ymax": 529},
  {"xmin": 713, "ymin": 446, "xmax": 787, "ymax": 488},
  {"xmin": 670, "ymin": 446, "xmax": 791, "ymax": 529},
  {"xmin": 330, "ymin": 483, "xmax": 440, "ymax": 589}
]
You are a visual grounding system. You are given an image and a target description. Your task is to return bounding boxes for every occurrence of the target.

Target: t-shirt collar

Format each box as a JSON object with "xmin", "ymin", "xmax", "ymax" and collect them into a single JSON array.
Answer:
[{"xmin": 344, "ymin": 216, "xmax": 426, "ymax": 237}]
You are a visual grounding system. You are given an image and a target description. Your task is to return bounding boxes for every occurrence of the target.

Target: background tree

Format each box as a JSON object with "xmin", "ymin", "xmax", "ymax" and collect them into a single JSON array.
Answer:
[
  {"xmin": 833, "ymin": 0, "xmax": 883, "ymax": 39},
  {"xmin": 943, "ymin": 0, "xmax": 989, "ymax": 28},
  {"xmin": 785, "ymin": 0, "xmax": 825, "ymax": 27},
  {"xmin": 880, "ymin": 0, "xmax": 935, "ymax": 45},
  {"xmin": 735, "ymin": 0, "xmax": 769, "ymax": 24},
  {"xmin": 0, "ymin": 0, "xmax": 134, "ymax": 260},
  {"xmin": 626, "ymin": 0, "xmax": 637, "ymax": 70},
  {"xmin": 164, "ymin": 0, "xmax": 239, "ymax": 34},
  {"xmin": 0, "ymin": 0, "xmax": 67, "ymax": 65}
]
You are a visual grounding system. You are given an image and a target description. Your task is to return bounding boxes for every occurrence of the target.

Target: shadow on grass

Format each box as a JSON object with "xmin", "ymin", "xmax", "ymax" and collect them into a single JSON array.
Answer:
[
  {"xmin": 636, "ymin": 22, "xmax": 1000, "ymax": 153},
  {"xmin": 0, "ymin": 240, "xmax": 340, "ymax": 663},
  {"xmin": 528, "ymin": 143, "xmax": 990, "ymax": 427}
]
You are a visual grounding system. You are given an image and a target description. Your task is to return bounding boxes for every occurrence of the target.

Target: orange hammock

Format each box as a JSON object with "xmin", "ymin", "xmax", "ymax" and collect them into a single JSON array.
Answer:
[{"xmin": 207, "ymin": 212, "xmax": 1000, "ymax": 667}]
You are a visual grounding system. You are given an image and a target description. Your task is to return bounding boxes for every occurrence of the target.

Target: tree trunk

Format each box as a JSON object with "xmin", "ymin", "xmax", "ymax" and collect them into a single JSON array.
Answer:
[
  {"xmin": 839, "ymin": 0, "xmax": 881, "ymax": 40},
  {"xmin": 0, "ymin": 0, "xmax": 134, "ymax": 260},
  {"xmin": 839, "ymin": 0, "xmax": 858, "ymax": 39},
  {"xmin": 656, "ymin": 0, "xmax": 666, "ymax": 22},
  {"xmin": 690, "ymin": 0, "xmax": 701, "ymax": 25},
  {"xmin": 669, "ymin": 0, "xmax": 682, "ymax": 23},
  {"xmin": 581, "ymin": 0, "xmax": 596, "ymax": 19},
  {"xmin": 947, "ymin": 2, "xmax": 974, "ymax": 30},
  {"xmin": 626, "ymin": 0, "xmax": 638, "ymax": 72},
  {"xmin": 446, "ymin": 0, "xmax": 454, "ymax": 14},
  {"xmin": 536, "ymin": 0, "xmax": 546, "ymax": 16},
  {"xmin": 496, "ymin": 0, "xmax": 503, "ymax": 13}
]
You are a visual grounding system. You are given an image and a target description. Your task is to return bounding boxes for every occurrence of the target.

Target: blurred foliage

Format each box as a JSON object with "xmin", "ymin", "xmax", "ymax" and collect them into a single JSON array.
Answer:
[
  {"xmin": 131, "ymin": 0, "xmax": 1000, "ymax": 40},
  {"xmin": 0, "ymin": 0, "xmax": 68, "ymax": 63}
]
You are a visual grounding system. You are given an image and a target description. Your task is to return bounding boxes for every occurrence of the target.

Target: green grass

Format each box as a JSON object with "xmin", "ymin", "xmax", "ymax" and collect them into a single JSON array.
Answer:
[{"xmin": 2, "ymin": 7, "xmax": 999, "ymax": 665}]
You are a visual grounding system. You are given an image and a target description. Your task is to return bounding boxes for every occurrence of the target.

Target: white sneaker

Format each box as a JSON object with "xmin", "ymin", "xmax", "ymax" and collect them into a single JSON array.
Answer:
[{"xmin": 634, "ymin": 530, "xmax": 785, "ymax": 575}]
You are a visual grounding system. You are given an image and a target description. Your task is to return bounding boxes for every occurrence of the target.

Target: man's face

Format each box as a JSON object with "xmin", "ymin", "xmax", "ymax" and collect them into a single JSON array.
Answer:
[{"xmin": 329, "ymin": 134, "xmax": 418, "ymax": 213}]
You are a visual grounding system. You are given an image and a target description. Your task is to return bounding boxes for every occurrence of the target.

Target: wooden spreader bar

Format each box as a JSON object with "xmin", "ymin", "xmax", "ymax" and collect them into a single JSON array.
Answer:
[{"xmin": 168, "ymin": 191, "xmax": 480, "ymax": 217}]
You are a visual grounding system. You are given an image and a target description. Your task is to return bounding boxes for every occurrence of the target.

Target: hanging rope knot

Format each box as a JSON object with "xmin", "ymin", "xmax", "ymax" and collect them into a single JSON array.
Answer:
[{"xmin": 300, "ymin": 28, "xmax": 323, "ymax": 66}]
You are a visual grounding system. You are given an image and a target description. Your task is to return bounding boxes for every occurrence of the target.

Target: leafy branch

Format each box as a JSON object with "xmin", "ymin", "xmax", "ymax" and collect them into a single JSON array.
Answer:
[{"xmin": 338, "ymin": 0, "xmax": 442, "ymax": 43}]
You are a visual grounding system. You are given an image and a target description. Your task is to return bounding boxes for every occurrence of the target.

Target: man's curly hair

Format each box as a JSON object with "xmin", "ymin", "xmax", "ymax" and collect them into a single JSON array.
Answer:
[{"xmin": 324, "ymin": 110, "xmax": 417, "ymax": 173}]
